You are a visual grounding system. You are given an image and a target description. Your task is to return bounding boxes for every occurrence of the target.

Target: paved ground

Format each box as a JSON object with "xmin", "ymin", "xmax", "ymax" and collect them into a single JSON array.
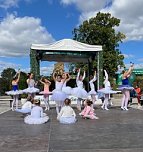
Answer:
[{"xmin": 0, "ymin": 97, "xmax": 143, "ymax": 152}]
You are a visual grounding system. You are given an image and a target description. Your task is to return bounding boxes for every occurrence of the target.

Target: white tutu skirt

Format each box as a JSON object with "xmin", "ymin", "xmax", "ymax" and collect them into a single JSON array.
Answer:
[
  {"xmin": 24, "ymin": 115, "xmax": 49, "ymax": 124},
  {"xmin": 15, "ymin": 108, "xmax": 31, "ymax": 114},
  {"xmin": 39, "ymin": 91, "xmax": 52, "ymax": 95},
  {"xmin": 59, "ymin": 116, "xmax": 76, "ymax": 124},
  {"xmin": 6, "ymin": 90, "xmax": 23, "ymax": 95},
  {"xmin": 118, "ymin": 85, "xmax": 134, "ymax": 91},
  {"xmin": 62, "ymin": 87, "xmax": 72, "ymax": 95},
  {"xmin": 98, "ymin": 88, "xmax": 117, "ymax": 94},
  {"xmin": 51, "ymin": 90, "xmax": 67, "ymax": 105},
  {"xmin": 88, "ymin": 90, "xmax": 97, "ymax": 95},
  {"xmin": 23, "ymin": 87, "xmax": 39, "ymax": 94},
  {"xmin": 72, "ymin": 87, "xmax": 88, "ymax": 99}
]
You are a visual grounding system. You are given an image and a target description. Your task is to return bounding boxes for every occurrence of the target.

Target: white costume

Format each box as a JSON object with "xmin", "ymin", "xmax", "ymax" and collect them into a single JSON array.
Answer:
[
  {"xmin": 98, "ymin": 70, "xmax": 117, "ymax": 110},
  {"xmin": 51, "ymin": 81, "xmax": 67, "ymax": 106},
  {"xmin": 57, "ymin": 106, "xmax": 76, "ymax": 124},
  {"xmin": 62, "ymin": 81, "xmax": 72, "ymax": 95},
  {"xmin": 15, "ymin": 101, "xmax": 32, "ymax": 114},
  {"xmin": 24, "ymin": 106, "xmax": 49, "ymax": 124},
  {"xmin": 72, "ymin": 70, "xmax": 88, "ymax": 99},
  {"xmin": 6, "ymin": 84, "xmax": 23, "ymax": 110},
  {"xmin": 23, "ymin": 79, "xmax": 39, "ymax": 94},
  {"xmin": 88, "ymin": 75, "xmax": 97, "ymax": 95},
  {"xmin": 98, "ymin": 71, "xmax": 117, "ymax": 94}
]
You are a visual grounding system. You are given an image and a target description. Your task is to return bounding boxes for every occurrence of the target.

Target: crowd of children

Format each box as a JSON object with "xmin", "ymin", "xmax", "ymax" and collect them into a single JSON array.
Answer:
[{"xmin": 5, "ymin": 63, "xmax": 140, "ymax": 125}]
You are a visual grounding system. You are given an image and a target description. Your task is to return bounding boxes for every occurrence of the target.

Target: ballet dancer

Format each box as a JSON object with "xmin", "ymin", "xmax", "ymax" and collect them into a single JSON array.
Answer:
[
  {"xmin": 88, "ymin": 71, "xmax": 97, "ymax": 106},
  {"xmin": 79, "ymin": 99, "xmax": 99, "ymax": 119},
  {"xmin": 24, "ymin": 99, "xmax": 49, "ymax": 124},
  {"xmin": 57, "ymin": 98, "xmax": 76, "ymax": 124},
  {"xmin": 72, "ymin": 68, "xmax": 88, "ymax": 111},
  {"xmin": 51, "ymin": 72, "xmax": 67, "ymax": 115},
  {"xmin": 98, "ymin": 70, "xmax": 117, "ymax": 110},
  {"xmin": 23, "ymin": 73, "xmax": 39, "ymax": 98},
  {"xmin": 39, "ymin": 77, "xmax": 52, "ymax": 111},
  {"xmin": 6, "ymin": 70, "xmax": 23, "ymax": 111},
  {"xmin": 118, "ymin": 63, "xmax": 134, "ymax": 110},
  {"xmin": 62, "ymin": 72, "xmax": 72, "ymax": 95}
]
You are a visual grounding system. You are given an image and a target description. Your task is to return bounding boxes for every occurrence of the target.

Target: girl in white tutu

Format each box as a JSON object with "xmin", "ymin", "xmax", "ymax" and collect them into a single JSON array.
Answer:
[
  {"xmin": 88, "ymin": 71, "xmax": 97, "ymax": 105},
  {"xmin": 23, "ymin": 73, "xmax": 39, "ymax": 98},
  {"xmin": 57, "ymin": 98, "xmax": 76, "ymax": 124},
  {"xmin": 118, "ymin": 63, "xmax": 134, "ymax": 110},
  {"xmin": 72, "ymin": 69, "xmax": 88, "ymax": 111},
  {"xmin": 62, "ymin": 73, "xmax": 72, "ymax": 95},
  {"xmin": 6, "ymin": 71, "xmax": 22, "ymax": 111},
  {"xmin": 79, "ymin": 99, "xmax": 99, "ymax": 119},
  {"xmin": 24, "ymin": 99, "xmax": 49, "ymax": 124},
  {"xmin": 98, "ymin": 70, "xmax": 117, "ymax": 110},
  {"xmin": 39, "ymin": 77, "xmax": 52, "ymax": 111},
  {"xmin": 15, "ymin": 96, "xmax": 33, "ymax": 114},
  {"xmin": 51, "ymin": 72, "xmax": 67, "ymax": 114}
]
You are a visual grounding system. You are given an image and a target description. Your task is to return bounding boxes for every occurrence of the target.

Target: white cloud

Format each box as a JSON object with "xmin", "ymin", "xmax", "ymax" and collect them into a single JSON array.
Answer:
[
  {"xmin": 0, "ymin": 60, "xmax": 21, "ymax": 74},
  {"xmin": 61, "ymin": 0, "xmax": 111, "ymax": 12},
  {"xmin": 0, "ymin": 14, "xmax": 55, "ymax": 57},
  {"xmin": 0, "ymin": 0, "xmax": 19, "ymax": 9},
  {"xmin": 122, "ymin": 54, "xmax": 134, "ymax": 59},
  {"xmin": 0, "ymin": 0, "xmax": 33, "ymax": 9},
  {"xmin": 40, "ymin": 65, "xmax": 54, "ymax": 76},
  {"xmin": 61, "ymin": 0, "xmax": 143, "ymax": 41},
  {"xmin": 125, "ymin": 63, "xmax": 143, "ymax": 69}
]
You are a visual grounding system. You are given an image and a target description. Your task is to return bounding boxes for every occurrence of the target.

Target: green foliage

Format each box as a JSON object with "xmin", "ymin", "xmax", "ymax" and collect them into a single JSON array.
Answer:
[
  {"xmin": 19, "ymin": 72, "xmax": 28, "ymax": 90},
  {"xmin": 72, "ymin": 12, "xmax": 125, "ymax": 78},
  {"xmin": 1, "ymin": 68, "xmax": 16, "ymax": 91}
]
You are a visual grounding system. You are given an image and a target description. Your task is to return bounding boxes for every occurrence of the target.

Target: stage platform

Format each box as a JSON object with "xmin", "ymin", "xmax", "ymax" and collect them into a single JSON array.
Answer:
[{"xmin": 0, "ymin": 104, "xmax": 143, "ymax": 152}]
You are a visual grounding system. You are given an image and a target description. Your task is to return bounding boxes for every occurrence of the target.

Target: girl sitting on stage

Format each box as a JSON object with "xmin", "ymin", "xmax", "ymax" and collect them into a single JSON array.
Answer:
[
  {"xmin": 57, "ymin": 98, "xmax": 76, "ymax": 124},
  {"xmin": 79, "ymin": 99, "xmax": 99, "ymax": 120},
  {"xmin": 24, "ymin": 99, "xmax": 49, "ymax": 124},
  {"xmin": 15, "ymin": 96, "xmax": 33, "ymax": 114},
  {"xmin": 39, "ymin": 77, "xmax": 52, "ymax": 111}
]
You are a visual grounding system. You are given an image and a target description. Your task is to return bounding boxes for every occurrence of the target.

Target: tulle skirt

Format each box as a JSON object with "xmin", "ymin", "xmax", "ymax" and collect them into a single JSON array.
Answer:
[
  {"xmin": 39, "ymin": 91, "xmax": 52, "ymax": 95},
  {"xmin": 23, "ymin": 87, "xmax": 39, "ymax": 94},
  {"xmin": 62, "ymin": 86, "xmax": 72, "ymax": 95},
  {"xmin": 6, "ymin": 90, "xmax": 23, "ymax": 95},
  {"xmin": 98, "ymin": 88, "xmax": 117, "ymax": 94},
  {"xmin": 118, "ymin": 85, "xmax": 134, "ymax": 91},
  {"xmin": 72, "ymin": 87, "xmax": 88, "ymax": 99},
  {"xmin": 51, "ymin": 90, "xmax": 67, "ymax": 105},
  {"xmin": 59, "ymin": 116, "xmax": 76, "ymax": 124},
  {"xmin": 88, "ymin": 90, "xmax": 97, "ymax": 95},
  {"xmin": 15, "ymin": 108, "xmax": 31, "ymax": 114},
  {"xmin": 24, "ymin": 114, "xmax": 49, "ymax": 124}
]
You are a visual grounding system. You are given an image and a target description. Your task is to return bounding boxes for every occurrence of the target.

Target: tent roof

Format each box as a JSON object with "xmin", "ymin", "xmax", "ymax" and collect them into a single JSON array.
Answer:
[{"xmin": 31, "ymin": 39, "xmax": 102, "ymax": 52}]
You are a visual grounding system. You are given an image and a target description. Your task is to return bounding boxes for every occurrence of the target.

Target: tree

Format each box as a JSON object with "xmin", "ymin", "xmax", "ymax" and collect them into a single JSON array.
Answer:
[
  {"xmin": 73, "ymin": 12, "xmax": 125, "ymax": 81},
  {"xmin": 1, "ymin": 68, "xmax": 16, "ymax": 92}
]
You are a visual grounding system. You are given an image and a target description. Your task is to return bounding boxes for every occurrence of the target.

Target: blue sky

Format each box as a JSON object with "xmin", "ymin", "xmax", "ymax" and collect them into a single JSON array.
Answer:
[{"xmin": 0, "ymin": 0, "xmax": 143, "ymax": 75}]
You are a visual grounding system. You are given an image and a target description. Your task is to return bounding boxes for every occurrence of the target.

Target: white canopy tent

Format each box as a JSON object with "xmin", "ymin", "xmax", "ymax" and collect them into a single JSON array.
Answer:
[
  {"xmin": 30, "ymin": 39, "xmax": 102, "ymax": 89},
  {"xmin": 31, "ymin": 39, "xmax": 102, "ymax": 52}
]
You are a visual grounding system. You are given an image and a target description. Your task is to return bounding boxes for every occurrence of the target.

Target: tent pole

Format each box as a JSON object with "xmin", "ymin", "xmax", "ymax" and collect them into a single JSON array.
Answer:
[{"xmin": 97, "ymin": 51, "xmax": 99, "ymax": 90}]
